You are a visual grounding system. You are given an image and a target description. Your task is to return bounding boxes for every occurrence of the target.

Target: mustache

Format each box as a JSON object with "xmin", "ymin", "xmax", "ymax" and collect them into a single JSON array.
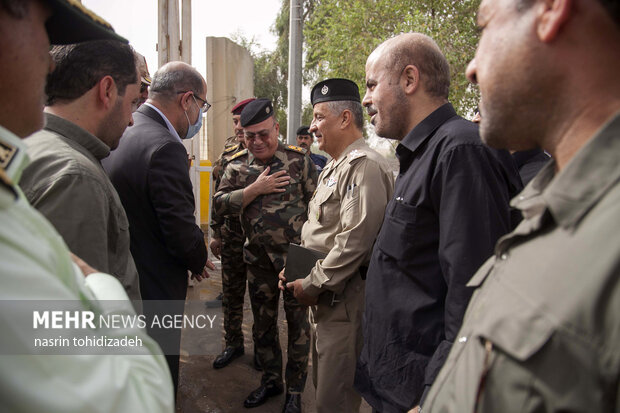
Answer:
[{"xmin": 366, "ymin": 105, "xmax": 378, "ymax": 116}]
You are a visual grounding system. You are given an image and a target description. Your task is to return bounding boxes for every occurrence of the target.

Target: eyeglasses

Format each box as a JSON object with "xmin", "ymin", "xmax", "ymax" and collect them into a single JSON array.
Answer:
[
  {"xmin": 244, "ymin": 123, "xmax": 276, "ymax": 142},
  {"xmin": 176, "ymin": 90, "xmax": 212, "ymax": 112}
]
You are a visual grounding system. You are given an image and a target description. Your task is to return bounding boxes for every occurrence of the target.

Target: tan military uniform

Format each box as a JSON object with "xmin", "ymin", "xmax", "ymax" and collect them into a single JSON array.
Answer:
[{"xmin": 300, "ymin": 138, "xmax": 394, "ymax": 412}]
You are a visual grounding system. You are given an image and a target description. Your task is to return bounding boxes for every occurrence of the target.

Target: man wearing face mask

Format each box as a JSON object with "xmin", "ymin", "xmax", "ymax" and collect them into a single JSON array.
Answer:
[{"xmin": 103, "ymin": 61, "xmax": 214, "ymax": 394}]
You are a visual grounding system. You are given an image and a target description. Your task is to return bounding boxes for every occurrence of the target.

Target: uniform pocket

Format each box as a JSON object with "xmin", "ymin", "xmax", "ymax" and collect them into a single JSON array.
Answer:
[
  {"xmin": 476, "ymin": 300, "xmax": 555, "ymax": 362},
  {"xmin": 314, "ymin": 296, "xmax": 350, "ymax": 323},
  {"xmin": 376, "ymin": 200, "xmax": 417, "ymax": 261},
  {"xmin": 310, "ymin": 186, "xmax": 337, "ymax": 225}
]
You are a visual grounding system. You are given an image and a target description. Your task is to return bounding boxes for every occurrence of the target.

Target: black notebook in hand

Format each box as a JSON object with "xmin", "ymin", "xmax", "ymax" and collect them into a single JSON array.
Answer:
[{"xmin": 284, "ymin": 243, "xmax": 327, "ymax": 281}]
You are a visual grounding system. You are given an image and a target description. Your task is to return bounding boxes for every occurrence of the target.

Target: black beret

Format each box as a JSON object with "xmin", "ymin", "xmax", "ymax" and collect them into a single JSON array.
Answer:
[
  {"xmin": 311, "ymin": 78, "xmax": 360, "ymax": 106},
  {"xmin": 296, "ymin": 126, "xmax": 310, "ymax": 136},
  {"xmin": 240, "ymin": 98, "xmax": 274, "ymax": 127},
  {"xmin": 47, "ymin": 0, "xmax": 128, "ymax": 45}
]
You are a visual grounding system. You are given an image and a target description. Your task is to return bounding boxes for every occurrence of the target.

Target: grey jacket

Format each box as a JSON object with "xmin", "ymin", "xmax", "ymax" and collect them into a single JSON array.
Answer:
[
  {"xmin": 424, "ymin": 112, "xmax": 620, "ymax": 412},
  {"xmin": 20, "ymin": 113, "xmax": 141, "ymax": 303}
]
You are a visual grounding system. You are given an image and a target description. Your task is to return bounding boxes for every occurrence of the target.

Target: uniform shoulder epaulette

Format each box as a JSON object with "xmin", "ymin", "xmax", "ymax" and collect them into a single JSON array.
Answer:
[
  {"xmin": 347, "ymin": 149, "xmax": 367, "ymax": 163},
  {"xmin": 223, "ymin": 143, "xmax": 240, "ymax": 154},
  {"xmin": 230, "ymin": 148, "xmax": 248, "ymax": 160},
  {"xmin": 286, "ymin": 144, "xmax": 307, "ymax": 154}
]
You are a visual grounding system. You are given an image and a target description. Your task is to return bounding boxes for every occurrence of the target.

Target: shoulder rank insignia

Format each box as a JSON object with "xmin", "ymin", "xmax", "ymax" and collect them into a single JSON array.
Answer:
[
  {"xmin": 286, "ymin": 145, "xmax": 306, "ymax": 154},
  {"xmin": 348, "ymin": 149, "xmax": 367, "ymax": 162},
  {"xmin": 230, "ymin": 148, "xmax": 248, "ymax": 160},
  {"xmin": 223, "ymin": 143, "xmax": 240, "ymax": 154},
  {"xmin": 0, "ymin": 140, "xmax": 17, "ymax": 170}
]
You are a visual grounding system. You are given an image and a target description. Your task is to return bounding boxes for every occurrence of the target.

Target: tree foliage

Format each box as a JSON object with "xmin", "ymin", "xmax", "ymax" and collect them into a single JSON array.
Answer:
[
  {"xmin": 231, "ymin": 28, "xmax": 290, "ymax": 139},
  {"xmin": 238, "ymin": 0, "xmax": 481, "ymax": 139},
  {"xmin": 303, "ymin": 0, "xmax": 481, "ymax": 116}
]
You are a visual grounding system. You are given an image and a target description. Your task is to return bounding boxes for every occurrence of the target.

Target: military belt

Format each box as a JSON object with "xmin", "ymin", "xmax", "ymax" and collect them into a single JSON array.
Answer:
[{"xmin": 330, "ymin": 266, "xmax": 368, "ymax": 306}]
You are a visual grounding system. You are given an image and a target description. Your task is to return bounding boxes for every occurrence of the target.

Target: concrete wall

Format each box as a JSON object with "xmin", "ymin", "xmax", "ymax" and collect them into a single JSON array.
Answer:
[{"xmin": 203, "ymin": 37, "xmax": 254, "ymax": 161}]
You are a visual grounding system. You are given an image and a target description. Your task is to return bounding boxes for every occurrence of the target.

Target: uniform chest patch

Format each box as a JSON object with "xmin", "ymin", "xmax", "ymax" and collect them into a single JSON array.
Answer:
[{"xmin": 0, "ymin": 141, "xmax": 17, "ymax": 170}]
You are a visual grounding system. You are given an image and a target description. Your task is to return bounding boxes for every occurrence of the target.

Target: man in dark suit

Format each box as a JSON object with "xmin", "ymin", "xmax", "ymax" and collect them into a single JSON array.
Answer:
[{"xmin": 103, "ymin": 61, "xmax": 214, "ymax": 394}]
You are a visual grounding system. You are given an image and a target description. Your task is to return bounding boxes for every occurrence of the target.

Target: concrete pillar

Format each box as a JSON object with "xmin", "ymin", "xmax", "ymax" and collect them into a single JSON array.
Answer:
[
  {"xmin": 204, "ymin": 37, "xmax": 254, "ymax": 162},
  {"xmin": 286, "ymin": 0, "xmax": 303, "ymax": 144}
]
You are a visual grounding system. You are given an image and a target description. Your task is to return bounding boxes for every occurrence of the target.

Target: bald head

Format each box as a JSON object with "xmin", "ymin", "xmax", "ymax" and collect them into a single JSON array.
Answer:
[
  {"xmin": 149, "ymin": 61, "xmax": 206, "ymax": 102},
  {"xmin": 369, "ymin": 33, "xmax": 450, "ymax": 99}
]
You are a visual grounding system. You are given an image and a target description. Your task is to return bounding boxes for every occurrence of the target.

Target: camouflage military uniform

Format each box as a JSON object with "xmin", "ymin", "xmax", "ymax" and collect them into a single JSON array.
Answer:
[
  {"xmin": 210, "ymin": 136, "xmax": 247, "ymax": 349},
  {"xmin": 214, "ymin": 142, "xmax": 318, "ymax": 391}
]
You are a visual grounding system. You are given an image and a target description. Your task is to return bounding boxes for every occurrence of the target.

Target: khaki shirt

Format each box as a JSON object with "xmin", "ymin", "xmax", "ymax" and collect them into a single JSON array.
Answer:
[
  {"xmin": 0, "ymin": 124, "xmax": 174, "ymax": 412},
  {"xmin": 424, "ymin": 112, "xmax": 620, "ymax": 412},
  {"xmin": 301, "ymin": 138, "xmax": 394, "ymax": 296}
]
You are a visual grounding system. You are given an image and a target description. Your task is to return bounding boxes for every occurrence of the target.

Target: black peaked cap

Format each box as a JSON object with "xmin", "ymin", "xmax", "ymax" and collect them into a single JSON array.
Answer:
[
  {"xmin": 47, "ymin": 0, "xmax": 128, "ymax": 44},
  {"xmin": 311, "ymin": 78, "xmax": 360, "ymax": 105}
]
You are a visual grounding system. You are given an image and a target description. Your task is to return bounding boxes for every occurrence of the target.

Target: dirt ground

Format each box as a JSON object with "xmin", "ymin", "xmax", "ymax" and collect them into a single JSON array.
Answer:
[{"xmin": 176, "ymin": 258, "xmax": 372, "ymax": 413}]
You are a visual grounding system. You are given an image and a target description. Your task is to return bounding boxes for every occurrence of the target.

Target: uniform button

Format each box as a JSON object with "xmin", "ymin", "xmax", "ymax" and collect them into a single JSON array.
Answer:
[
  {"xmin": 458, "ymin": 336, "xmax": 467, "ymax": 343},
  {"xmin": 500, "ymin": 252, "xmax": 509, "ymax": 260},
  {"xmin": 518, "ymin": 195, "xmax": 525, "ymax": 201}
]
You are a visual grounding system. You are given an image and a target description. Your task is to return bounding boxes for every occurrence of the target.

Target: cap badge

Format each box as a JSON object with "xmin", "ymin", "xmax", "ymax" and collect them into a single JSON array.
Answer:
[
  {"xmin": 266, "ymin": 106, "xmax": 271, "ymax": 114},
  {"xmin": 321, "ymin": 85, "xmax": 329, "ymax": 95}
]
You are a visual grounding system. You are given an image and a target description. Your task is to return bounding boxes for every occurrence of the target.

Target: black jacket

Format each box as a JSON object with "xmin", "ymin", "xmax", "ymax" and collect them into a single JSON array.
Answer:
[
  {"xmin": 103, "ymin": 105, "xmax": 207, "ymax": 300},
  {"xmin": 512, "ymin": 148, "xmax": 551, "ymax": 186},
  {"xmin": 355, "ymin": 103, "xmax": 523, "ymax": 412}
]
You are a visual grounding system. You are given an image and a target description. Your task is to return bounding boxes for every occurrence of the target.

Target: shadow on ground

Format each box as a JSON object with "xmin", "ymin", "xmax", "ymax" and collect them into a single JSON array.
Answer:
[{"xmin": 176, "ymin": 258, "xmax": 371, "ymax": 413}]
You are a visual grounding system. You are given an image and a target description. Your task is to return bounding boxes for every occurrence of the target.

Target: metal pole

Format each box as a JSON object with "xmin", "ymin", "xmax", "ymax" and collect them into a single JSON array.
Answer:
[{"xmin": 286, "ymin": 0, "xmax": 303, "ymax": 145}]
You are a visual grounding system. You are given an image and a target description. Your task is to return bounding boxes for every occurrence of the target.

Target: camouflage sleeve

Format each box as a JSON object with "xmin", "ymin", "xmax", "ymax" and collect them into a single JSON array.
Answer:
[
  {"xmin": 302, "ymin": 154, "xmax": 318, "ymax": 205},
  {"xmin": 213, "ymin": 161, "xmax": 244, "ymax": 218},
  {"xmin": 209, "ymin": 155, "xmax": 226, "ymax": 238}
]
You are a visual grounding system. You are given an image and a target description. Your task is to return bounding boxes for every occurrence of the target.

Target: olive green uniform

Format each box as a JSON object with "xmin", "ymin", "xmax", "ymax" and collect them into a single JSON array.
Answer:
[
  {"xmin": 424, "ymin": 113, "xmax": 620, "ymax": 413},
  {"xmin": 214, "ymin": 142, "xmax": 318, "ymax": 391},
  {"xmin": 211, "ymin": 136, "xmax": 247, "ymax": 348}
]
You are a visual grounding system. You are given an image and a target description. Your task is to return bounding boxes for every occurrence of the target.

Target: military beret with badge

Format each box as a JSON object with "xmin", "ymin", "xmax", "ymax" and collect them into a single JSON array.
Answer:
[{"xmin": 240, "ymin": 98, "xmax": 274, "ymax": 127}]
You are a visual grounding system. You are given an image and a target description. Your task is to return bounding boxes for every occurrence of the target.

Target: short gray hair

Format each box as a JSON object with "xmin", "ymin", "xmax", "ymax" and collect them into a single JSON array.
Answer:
[
  {"xmin": 326, "ymin": 100, "xmax": 364, "ymax": 130},
  {"xmin": 149, "ymin": 66, "xmax": 204, "ymax": 99}
]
